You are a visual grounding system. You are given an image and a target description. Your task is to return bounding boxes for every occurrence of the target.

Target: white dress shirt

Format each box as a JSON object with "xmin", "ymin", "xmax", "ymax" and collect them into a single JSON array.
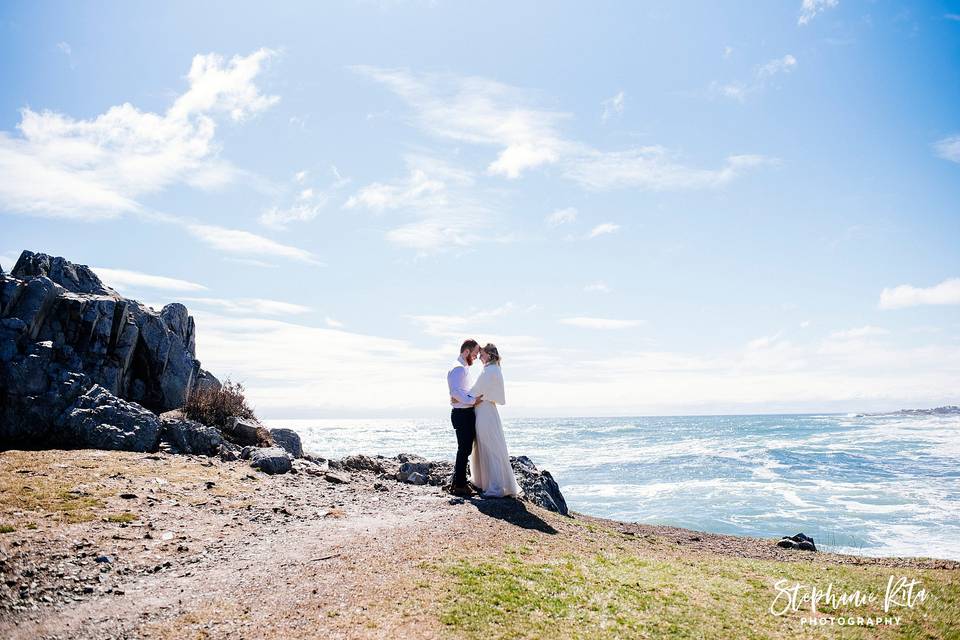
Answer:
[{"xmin": 447, "ymin": 355, "xmax": 476, "ymax": 409}]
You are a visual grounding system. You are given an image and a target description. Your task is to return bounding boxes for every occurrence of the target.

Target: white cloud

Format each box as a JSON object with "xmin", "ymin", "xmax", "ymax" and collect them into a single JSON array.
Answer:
[
  {"xmin": 185, "ymin": 222, "xmax": 323, "ymax": 265},
  {"xmin": 182, "ymin": 297, "xmax": 311, "ymax": 316},
  {"xmin": 408, "ymin": 302, "xmax": 517, "ymax": 337},
  {"xmin": 567, "ymin": 149, "xmax": 773, "ymax": 190},
  {"xmin": 584, "ymin": 281, "xmax": 612, "ymax": 294},
  {"xmin": 758, "ymin": 54, "xmax": 798, "ymax": 78},
  {"xmin": 325, "ymin": 316, "xmax": 344, "ymax": 328},
  {"xmin": 880, "ymin": 278, "xmax": 960, "ymax": 309},
  {"xmin": 185, "ymin": 307, "xmax": 960, "ymax": 417},
  {"xmin": 799, "ymin": 0, "xmax": 839, "ymax": 25},
  {"xmin": 723, "ymin": 45, "xmax": 734, "ymax": 59},
  {"xmin": 0, "ymin": 48, "xmax": 277, "ymax": 220},
  {"xmin": 260, "ymin": 166, "xmax": 350, "ymax": 230},
  {"xmin": 356, "ymin": 67, "xmax": 768, "ymax": 192},
  {"xmin": 353, "ymin": 66, "xmax": 570, "ymax": 179},
  {"xmin": 946, "ymin": 14, "xmax": 960, "ymax": 21},
  {"xmin": 56, "ymin": 41, "xmax": 76, "ymax": 69},
  {"xmin": 934, "ymin": 135, "xmax": 960, "ymax": 163},
  {"xmin": 91, "ymin": 267, "xmax": 207, "ymax": 292},
  {"xmin": 601, "ymin": 90, "xmax": 625, "ymax": 121},
  {"xmin": 345, "ymin": 155, "xmax": 499, "ymax": 251},
  {"xmin": 546, "ymin": 207, "xmax": 577, "ymax": 226},
  {"xmin": 829, "ymin": 326, "xmax": 889, "ymax": 340},
  {"xmin": 560, "ymin": 316, "xmax": 640, "ymax": 330},
  {"xmin": 259, "ymin": 202, "xmax": 326, "ymax": 229},
  {"xmin": 588, "ymin": 223, "xmax": 620, "ymax": 238},
  {"xmin": 0, "ymin": 253, "xmax": 18, "ymax": 271},
  {"xmin": 716, "ymin": 54, "xmax": 797, "ymax": 102}
]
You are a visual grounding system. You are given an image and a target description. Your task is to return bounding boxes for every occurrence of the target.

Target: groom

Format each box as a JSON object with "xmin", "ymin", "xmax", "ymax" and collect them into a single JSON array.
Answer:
[{"xmin": 447, "ymin": 339, "xmax": 481, "ymax": 497}]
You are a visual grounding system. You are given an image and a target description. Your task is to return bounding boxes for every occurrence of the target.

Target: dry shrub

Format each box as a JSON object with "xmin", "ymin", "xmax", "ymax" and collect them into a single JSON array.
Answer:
[{"xmin": 184, "ymin": 378, "xmax": 257, "ymax": 428}]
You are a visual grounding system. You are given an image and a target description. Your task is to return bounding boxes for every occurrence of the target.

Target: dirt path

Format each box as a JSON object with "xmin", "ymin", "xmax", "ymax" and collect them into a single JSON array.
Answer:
[{"xmin": 1, "ymin": 450, "xmax": 957, "ymax": 639}]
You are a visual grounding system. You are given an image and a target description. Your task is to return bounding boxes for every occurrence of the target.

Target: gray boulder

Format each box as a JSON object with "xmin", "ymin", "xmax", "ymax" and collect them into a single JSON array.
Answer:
[
  {"xmin": 269, "ymin": 428, "xmax": 303, "ymax": 458},
  {"xmin": 249, "ymin": 447, "xmax": 292, "ymax": 474},
  {"xmin": 224, "ymin": 416, "xmax": 272, "ymax": 447},
  {"xmin": 511, "ymin": 456, "xmax": 569, "ymax": 516},
  {"xmin": 159, "ymin": 416, "xmax": 223, "ymax": 456},
  {"xmin": 56, "ymin": 384, "xmax": 161, "ymax": 452}
]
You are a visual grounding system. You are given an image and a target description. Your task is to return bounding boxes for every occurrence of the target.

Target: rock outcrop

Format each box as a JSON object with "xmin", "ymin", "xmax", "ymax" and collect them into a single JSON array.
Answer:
[
  {"xmin": 0, "ymin": 250, "xmax": 220, "ymax": 451},
  {"xmin": 332, "ymin": 452, "xmax": 570, "ymax": 515},
  {"xmin": 158, "ymin": 414, "xmax": 224, "ymax": 456},
  {"xmin": 510, "ymin": 456, "xmax": 569, "ymax": 516}
]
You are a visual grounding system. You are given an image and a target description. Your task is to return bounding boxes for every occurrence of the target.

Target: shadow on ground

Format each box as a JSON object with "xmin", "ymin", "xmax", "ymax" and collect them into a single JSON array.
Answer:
[{"xmin": 452, "ymin": 496, "xmax": 558, "ymax": 534}]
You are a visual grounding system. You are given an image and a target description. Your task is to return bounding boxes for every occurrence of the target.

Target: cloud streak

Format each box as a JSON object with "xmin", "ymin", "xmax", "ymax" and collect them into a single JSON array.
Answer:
[
  {"xmin": 880, "ymin": 278, "xmax": 960, "ymax": 309},
  {"xmin": 356, "ymin": 66, "xmax": 771, "ymax": 191},
  {"xmin": 91, "ymin": 267, "xmax": 208, "ymax": 292},
  {"xmin": 344, "ymin": 154, "xmax": 501, "ymax": 251},
  {"xmin": 560, "ymin": 317, "xmax": 640, "ymax": 329},
  {"xmin": 799, "ymin": 0, "xmax": 839, "ymax": 26},
  {"xmin": 934, "ymin": 135, "xmax": 960, "ymax": 163}
]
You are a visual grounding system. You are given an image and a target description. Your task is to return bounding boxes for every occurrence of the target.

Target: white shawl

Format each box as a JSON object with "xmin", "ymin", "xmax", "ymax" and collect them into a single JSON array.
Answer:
[{"xmin": 470, "ymin": 364, "xmax": 505, "ymax": 405}]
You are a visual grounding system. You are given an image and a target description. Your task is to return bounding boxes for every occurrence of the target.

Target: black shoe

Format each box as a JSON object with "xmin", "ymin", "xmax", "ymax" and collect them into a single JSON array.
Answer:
[{"xmin": 448, "ymin": 484, "xmax": 472, "ymax": 497}]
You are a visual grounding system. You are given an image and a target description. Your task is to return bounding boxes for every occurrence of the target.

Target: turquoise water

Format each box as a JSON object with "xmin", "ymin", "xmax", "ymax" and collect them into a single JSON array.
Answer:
[{"xmin": 267, "ymin": 412, "xmax": 960, "ymax": 561}]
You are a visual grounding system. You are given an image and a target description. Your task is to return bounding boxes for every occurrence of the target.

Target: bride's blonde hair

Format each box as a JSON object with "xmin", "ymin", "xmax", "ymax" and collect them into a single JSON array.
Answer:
[{"xmin": 482, "ymin": 343, "xmax": 501, "ymax": 365}]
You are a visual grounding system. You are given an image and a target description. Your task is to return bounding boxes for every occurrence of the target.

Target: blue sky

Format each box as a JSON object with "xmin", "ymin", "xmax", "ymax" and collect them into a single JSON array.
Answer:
[{"xmin": 1, "ymin": 1, "xmax": 958, "ymax": 418}]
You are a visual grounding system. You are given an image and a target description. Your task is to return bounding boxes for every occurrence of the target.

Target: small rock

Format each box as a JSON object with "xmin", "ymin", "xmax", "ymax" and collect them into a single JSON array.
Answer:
[
  {"xmin": 324, "ymin": 471, "xmax": 351, "ymax": 484},
  {"xmin": 94, "ymin": 555, "xmax": 111, "ymax": 564},
  {"xmin": 406, "ymin": 471, "xmax": 428, "ymax": 485},
  {"xmin": 777, "ymin": 533, "xmax": 817, "ymax": 552},
  {"xmin": 119, "ymin": 493, "xmax": 137, "ymax": 500}
]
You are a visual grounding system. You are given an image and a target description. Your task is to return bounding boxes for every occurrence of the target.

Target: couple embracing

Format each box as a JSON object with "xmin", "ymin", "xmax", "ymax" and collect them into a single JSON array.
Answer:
[{"xmin": 446, "ymin": 339, "xmax": 521, "ymax": 499}]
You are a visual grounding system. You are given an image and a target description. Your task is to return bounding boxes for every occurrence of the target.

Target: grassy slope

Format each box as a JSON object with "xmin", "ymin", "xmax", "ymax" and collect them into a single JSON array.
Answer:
[{"xmin": 433, "ymin": 545, "xmax": 958, "ymax": 639}]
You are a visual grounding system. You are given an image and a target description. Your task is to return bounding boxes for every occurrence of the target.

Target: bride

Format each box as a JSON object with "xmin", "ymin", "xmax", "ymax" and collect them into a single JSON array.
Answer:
[{"xmin": 469, "ymin": 344, "xmax": 521, "ymax": 498}]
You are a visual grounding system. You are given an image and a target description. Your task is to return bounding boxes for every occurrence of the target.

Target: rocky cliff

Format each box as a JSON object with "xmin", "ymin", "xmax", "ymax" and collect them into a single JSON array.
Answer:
[{"xmin": 0, "ymin": 250, "xmax": 220, "ymax": 450}]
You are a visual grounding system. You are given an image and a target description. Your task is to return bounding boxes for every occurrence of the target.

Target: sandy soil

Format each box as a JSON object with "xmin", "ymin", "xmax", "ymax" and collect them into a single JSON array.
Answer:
[{"xmin": 0, "ymin": 449, "xmax": 956, "ymax": 639}]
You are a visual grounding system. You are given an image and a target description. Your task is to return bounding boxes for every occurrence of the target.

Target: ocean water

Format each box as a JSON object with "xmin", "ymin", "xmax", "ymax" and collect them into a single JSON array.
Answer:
[{"xmin": 266, "ymin": 412, "xmax": 960, "ymax": 561}]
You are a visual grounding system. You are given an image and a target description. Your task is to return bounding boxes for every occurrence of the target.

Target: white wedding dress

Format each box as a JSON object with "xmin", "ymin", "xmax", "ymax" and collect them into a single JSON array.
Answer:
[{"xmin": 469, "ymin": 363, "xmax": 521, "ymax": 498}]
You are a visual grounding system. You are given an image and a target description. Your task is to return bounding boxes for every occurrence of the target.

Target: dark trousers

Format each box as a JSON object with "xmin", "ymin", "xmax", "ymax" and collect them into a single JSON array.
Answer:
[{"xmin": 451, "ymin": 407, "xmax": 476, "ymax": 487}]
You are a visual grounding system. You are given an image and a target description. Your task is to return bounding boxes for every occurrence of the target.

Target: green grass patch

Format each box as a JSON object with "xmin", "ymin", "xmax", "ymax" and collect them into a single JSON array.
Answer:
[
  {"xmin": 436, "ymin": 549, "xmax": 959, "ymax": 639},
  {"xmin": 105, "ymin": 512, "xmax": 137, "ymax": 523},
  {"xmin": 0, "ymin": 524, "xmax": 14, "ymax": 533}
]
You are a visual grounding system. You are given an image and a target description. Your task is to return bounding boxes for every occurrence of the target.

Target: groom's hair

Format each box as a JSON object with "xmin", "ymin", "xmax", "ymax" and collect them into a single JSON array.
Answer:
[{"xmin": 460, "ymin": 339, "xmax": 479, "ymax": 354}]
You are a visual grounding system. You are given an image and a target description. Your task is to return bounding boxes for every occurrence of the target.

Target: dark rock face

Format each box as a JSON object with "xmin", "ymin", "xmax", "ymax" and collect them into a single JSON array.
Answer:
[
  {"xmin": 0, "ymin": 250, "xmax": 220, "ymax": 451},
  {"xmin": 249, "ymin": 447, "xmax": 293, "ymax": 474},
  {"xmin": 57, "ymin": 384, "xmax": 162, "ymax": 451},
  {"xmin": 510, "ymin": 456, "xmax": 569, "ymax": 516},
  {"xmin": 269, "ymin": 428, "xmax": 303, "ymax": 458}
]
